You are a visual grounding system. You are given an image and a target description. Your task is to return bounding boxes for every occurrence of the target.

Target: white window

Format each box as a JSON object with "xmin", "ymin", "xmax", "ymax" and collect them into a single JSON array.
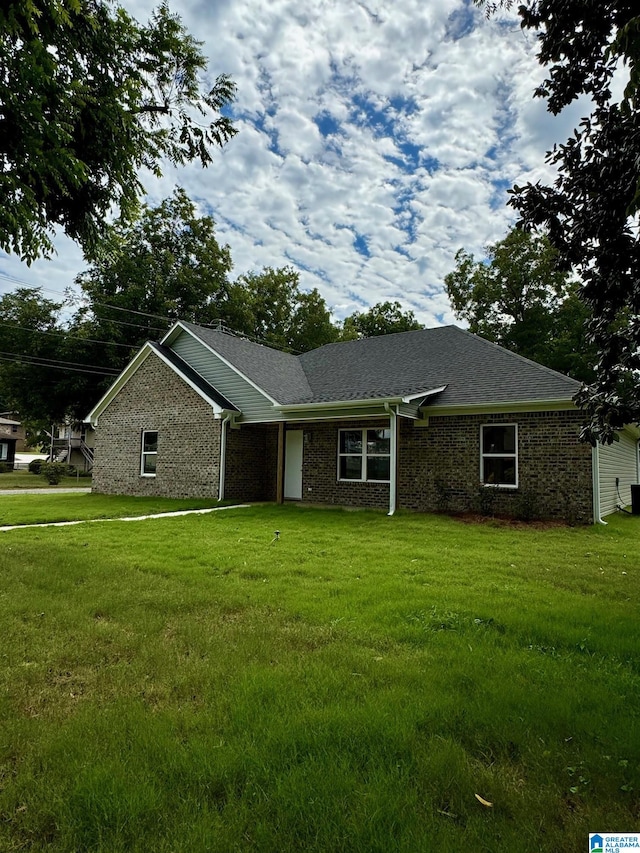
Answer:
[
  {"xmin": 338, "ymin": 428, "xmax": 390, "ymax": 482},
  {"xmin": 0, "ymin": 443, "xmax": 7, "ymax": 461},
  {"xmin": 480, "ymin": 424, "xmax": 518, "ymax": 488},
  {"xmin": 141, "ymin": 431, "xmax": 158, "ymax": 476}
]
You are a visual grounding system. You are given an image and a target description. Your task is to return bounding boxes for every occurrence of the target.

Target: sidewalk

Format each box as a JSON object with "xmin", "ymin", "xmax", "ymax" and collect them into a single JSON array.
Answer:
[{"xmin": 0, "ymin": 503, "xmax": 250, "ymax": 532}]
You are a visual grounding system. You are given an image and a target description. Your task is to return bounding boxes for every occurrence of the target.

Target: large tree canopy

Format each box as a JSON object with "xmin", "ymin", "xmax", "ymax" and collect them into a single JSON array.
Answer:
[
  {"xmin": 445, "ymin": 228, "xmax": 596, "ymax": 383},
  {"xmin": 479, "ymin": 1, "xmax": 640, "ymax": 442},
  {"xmin": 227, "ymin": 267, "xmax": 339, "ymax": 354},
  {"xmin": 0, "ymin": 0, "xmax": 236, "ymax": 263},
  {"xmin": 76, "ymin": 188, "xmax": 234, "ymax": 345},
  {"xmin": 341, "ymin": 301, "xmax": 423, "ymax": 339}
]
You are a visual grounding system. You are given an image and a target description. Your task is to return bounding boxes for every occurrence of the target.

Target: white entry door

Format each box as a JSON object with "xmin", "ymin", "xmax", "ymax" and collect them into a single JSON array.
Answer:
[{"xmin": 284, "ymin": 430, "xmax": 303, "ymax": 500}]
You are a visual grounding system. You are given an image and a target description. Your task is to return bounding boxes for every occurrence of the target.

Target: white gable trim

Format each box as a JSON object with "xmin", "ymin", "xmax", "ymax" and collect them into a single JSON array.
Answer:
[
  {"xmin": 86, "ymin": 342, "xmax": 227, "ymax": 425},
  {"xmin": 162, "ymin": 322, "xmax": 280, "ymax": 406}
]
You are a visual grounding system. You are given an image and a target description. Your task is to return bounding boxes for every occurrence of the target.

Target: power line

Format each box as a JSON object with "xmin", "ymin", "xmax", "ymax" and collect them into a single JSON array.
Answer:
[
  {"xmin": 0, "ymin": 320, "xmax": 138, "ymax": 350},
  {"xmin": 89, "ymin": 300, "xmax": 176, "ymax": 322},
  {"xmin": 0, "ymin": 355, "xmax": 119, "ymax": 377},
  {"xmin": 0, "ymin": 273, "xmax": 305, "ymax": 353},
  {"xmin": 0, "ymin": 349, "xmax": 120, "ymax": 374}
]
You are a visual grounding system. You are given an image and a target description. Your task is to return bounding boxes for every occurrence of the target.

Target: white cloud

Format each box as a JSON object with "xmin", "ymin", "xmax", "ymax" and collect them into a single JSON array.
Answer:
[{"xmin": 1, "ymin": 0, "xmax": 587, "ymax": 330}]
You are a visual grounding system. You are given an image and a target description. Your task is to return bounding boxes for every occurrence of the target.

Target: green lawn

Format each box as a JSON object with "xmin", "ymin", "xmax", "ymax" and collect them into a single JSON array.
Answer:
[
  {"xmin": 1, "ymin": 501, "xmax": 638, "ymax": 852},
  {"xmin": 0, "ymin": 492, "xmax": 229, "ymax": 527},
  {"xmin": 0, "ymin": 469, "xmax": 91, "ymax": 490}
]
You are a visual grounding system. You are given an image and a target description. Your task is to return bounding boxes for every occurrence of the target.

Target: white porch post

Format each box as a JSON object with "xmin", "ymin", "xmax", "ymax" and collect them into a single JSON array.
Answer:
[
  {"xmin": 388, "ymin": 406, "xmax": 397, "ymax": 516},
  {"xmin": 218, "ymin": 413, "xmax": 232, "ymax": 501}
]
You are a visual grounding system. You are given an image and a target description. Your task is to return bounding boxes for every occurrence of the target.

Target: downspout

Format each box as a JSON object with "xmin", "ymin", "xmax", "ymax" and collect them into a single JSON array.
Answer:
[
  {"xmin": 385, "ymin": 404, "xmax": 398, "ymax": 517},
  {"xmin": 218, "ymin": 412, "xmax": 233, "ymax": 502},
  {"xmin": 592, "ymin": 443, "xmax": 607, "ymax": 525}
]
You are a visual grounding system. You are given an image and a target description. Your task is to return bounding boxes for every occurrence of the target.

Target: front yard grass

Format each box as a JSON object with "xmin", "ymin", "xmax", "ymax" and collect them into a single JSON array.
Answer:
[
  {"xmin": 0, "ymin": 492, "xmax": 228, "ymax": 527},
  {"xmin": 0, "ymin": 469, "xmax": 91, "ymax": 490},
  {"xmin": 1, "ymin": 503, "xmax": 638, "ymax": 852}
]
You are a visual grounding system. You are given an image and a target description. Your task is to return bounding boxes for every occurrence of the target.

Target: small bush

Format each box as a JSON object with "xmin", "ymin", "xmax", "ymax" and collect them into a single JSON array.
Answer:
[
  {"xmin": 40, "ymin": 462, "xmax": 68, "ymax": 485},
  {"xmin": 0, "ymin": 462, "xmax": 12, "ymax": 474},
  {"xmin": 28, "ymin": 458, "xmax": 44, "ymax": 475},
  {"xmin": 434, "ymin": 478, "xmax": 452, "ymax": 513},
  {"xmin": 475, "ymin": 485, "xmax": 498, "ymax": 517},
  {"xmin": 515, "ymin": 490, "xmax": 539, "ymax": 522}
]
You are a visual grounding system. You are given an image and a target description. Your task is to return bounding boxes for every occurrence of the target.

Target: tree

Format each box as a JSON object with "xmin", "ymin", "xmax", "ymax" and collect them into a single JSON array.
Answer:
[
  {"xmin": 445, "ymin": 228, "xmax": 596, "ymax": 382},
  {"xmin": 0, "ymin": 288, "xmax": 90, "ymax": 431},
  {"xmin": 478, "ymin": 1, "xmax": 640, "ymax": 442},
  {"xmin": 77, "ymin": 188, "xmax": 233, "ymax": 344},
  {"xmin": 0, "ymin": 0, "xmax": 236, "ymax": 263},
  {"xmin": 226, "ymin": 267, "xmax": 339, "ymax": 353},
  {"xmin": 341, "ymin": 301, "xmax": 423, "ymax": 339}
]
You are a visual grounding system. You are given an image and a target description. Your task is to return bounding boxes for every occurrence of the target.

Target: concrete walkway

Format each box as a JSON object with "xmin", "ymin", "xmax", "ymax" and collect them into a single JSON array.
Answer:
[
  {"xmin": 0, "ymin": 503, "xmax": 250, "ymax": 533},
  {"xmin": 0, "ymin": 488, "xmax": 92, "ymax": 496}
]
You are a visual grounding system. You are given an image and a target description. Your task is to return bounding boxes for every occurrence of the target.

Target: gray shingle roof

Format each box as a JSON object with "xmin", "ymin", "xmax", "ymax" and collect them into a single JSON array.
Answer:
[
  {"xmin": 177, "ymin": 323, "xmax": 580, "ymax": 408},
  {"xmin": 299, "ymin": 326, "xmax": 581, "ymax": 406}
]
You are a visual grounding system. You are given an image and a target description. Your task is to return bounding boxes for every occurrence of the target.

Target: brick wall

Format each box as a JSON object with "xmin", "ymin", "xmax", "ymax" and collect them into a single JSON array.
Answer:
[
  {"xmin": 298, "ymin": 420, "xmax": 390, "ymax": 509},
  {"xmin": 288, "ymin": 411, "xmax": 592, "ymax": 522},
  {"xmin": 225, "ymin": 423, "xmax": 279, "ymax": 502},
  {"xmin": 92, "ymin": 354, "xmax": 221, "ymax": 498},
  {"xmin": 399, "ymin": 410, "xmax": 593, "ymax": 523}
]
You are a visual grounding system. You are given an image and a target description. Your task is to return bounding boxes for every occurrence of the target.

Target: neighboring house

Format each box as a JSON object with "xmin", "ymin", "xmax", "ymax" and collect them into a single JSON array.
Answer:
[
  {"xmin": 0, "ymin": 414, "xmax": 27, "ymax": 452},
  {"xmin": 48, "ymin": 422, "xmax": 95, "ymax": 472},
  {"xmin": 86, "ymin": 322, "xmax": 640, "ymax": 523}
]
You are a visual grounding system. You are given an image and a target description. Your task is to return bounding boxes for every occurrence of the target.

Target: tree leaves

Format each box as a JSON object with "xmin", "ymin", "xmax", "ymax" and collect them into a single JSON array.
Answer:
[
  {"xmin": 477, "ymin": 2, "xmax": 640, "ymax": 442},
  {"xmin": 0, "ymin": 0, "xmax": 237, "ymax": 263}
]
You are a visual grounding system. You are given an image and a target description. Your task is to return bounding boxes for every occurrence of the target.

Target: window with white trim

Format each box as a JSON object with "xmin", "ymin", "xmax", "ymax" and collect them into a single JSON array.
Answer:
[
  {"xmin": 141, "ymin": 431, "xmax": 158, "ymax": 476},
  {"xmin": 480, "ymin": 424, "xmax": 517, "ymax": 487},
  {"xmin": 338, "ymin": 428, "xmax": 390, "ymax": 482},
  {"xmin": 0, "ymin": 442, "xmax": 8, "ymax": 461}
]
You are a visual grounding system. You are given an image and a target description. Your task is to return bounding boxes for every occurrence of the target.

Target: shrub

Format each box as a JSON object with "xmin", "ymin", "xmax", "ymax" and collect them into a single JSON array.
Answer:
[
  {"xmin": 28, "ymin": 458, "xmax": 44, "ymax": 474},
  {"xmin": 515, "ymin": 490, "xmax": 539, "ymax": 522},
  {"xmin": 40, "ymin": 462, "xmax": 68, "ymax": 485},
  {"xmin": 434, "ymin": 478, "xmax": 452, "ymax": 513},
  {"xmin": 475, "ymin": 485, "xmax": 498, "ymax": 517},
  {"xmin": 0, "ymin": 462, "xmax": 12, "ymax": 474}
]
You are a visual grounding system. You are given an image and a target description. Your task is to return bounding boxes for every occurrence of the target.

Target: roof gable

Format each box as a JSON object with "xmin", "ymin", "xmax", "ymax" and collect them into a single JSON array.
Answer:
[
  {"xmin": 86, "ymin": 341, "xmax": 237, "ymax": 424},
  {"xmin": 164, "ymin": 322, "xmax": 312, "ymax": 405}
]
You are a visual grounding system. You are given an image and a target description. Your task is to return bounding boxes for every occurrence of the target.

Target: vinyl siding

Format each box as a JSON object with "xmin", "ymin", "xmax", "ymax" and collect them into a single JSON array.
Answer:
[
  {"xmin": 171, "ymin": 331, "xmax": 282, "ymax": 422},
  {"xmin": 598, "ymin": 430, "xmax": 639, "ymax": 516}
]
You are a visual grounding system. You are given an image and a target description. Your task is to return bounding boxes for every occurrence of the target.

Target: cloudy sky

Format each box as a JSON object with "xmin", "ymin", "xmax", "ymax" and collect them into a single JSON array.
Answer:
[{"xmin": 0, "ymin": 0, "xmax": 588, "ymax": 327}]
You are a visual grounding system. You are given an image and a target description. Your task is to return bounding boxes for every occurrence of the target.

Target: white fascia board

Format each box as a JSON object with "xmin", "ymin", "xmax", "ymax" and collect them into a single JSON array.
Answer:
[
  {"xmin": 402, "ymin": 386, "xmax": 448, "ymax": 403},
  {"xmin": 277, "ymin": 396, "xmax": 404, "ymax": 413},
  {"xmin": 86, "ymin": 341, "xmax": 227, "ymax": 425},
  {"xmin": 419, "ymin": 399, "xmax": 577, "ymax": 418},
  {"xmin": 165, "ymin": 321, "xmax": 280, "ymax": 406}
]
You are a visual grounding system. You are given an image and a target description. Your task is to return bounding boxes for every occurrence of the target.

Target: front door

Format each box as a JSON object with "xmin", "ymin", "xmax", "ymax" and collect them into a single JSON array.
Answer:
[{"xmin": 284, "ymin": 430, "xmax": 303, "ymax": 500}]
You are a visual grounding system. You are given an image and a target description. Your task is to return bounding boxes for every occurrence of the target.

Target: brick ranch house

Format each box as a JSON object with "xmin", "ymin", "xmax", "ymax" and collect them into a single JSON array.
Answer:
[{"xmin": 86, "ymin": 321, "xmax": 640, "ymax": 523}]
